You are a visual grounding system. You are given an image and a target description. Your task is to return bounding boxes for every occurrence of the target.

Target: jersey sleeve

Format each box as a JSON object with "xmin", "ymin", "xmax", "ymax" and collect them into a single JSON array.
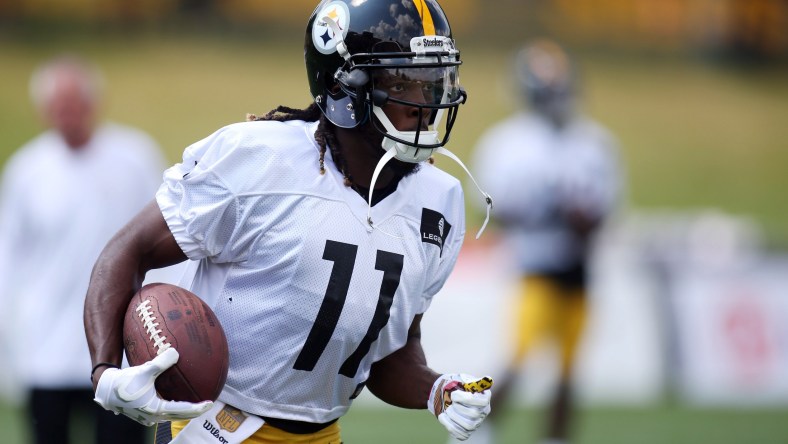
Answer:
[
  {"xmin": 156, "ymin": 125, "xmax": 251, "ymax": 263},
  {"xmin": 419, "ymin": 180, "xmax": 466, "ymax": 313}
]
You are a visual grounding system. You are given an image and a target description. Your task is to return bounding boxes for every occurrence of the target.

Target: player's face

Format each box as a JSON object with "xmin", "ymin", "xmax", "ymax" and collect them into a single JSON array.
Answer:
[
  {"xmin": 371, "ymin": 66, "xmax": 458, "ymax": 132},
  {"xmin": 375, "ymin": 73, "xmax": 431, "ymax": 132}
]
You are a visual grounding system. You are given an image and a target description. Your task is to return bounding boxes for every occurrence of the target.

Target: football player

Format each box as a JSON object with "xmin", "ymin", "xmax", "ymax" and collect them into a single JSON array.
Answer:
[
  {"xmin": 83, "ymin": 1, "xmax": 493, "ymax": 443},
  {"xmin": 465, "ymin": 39, "xmax": 624, "ymax": 444}
]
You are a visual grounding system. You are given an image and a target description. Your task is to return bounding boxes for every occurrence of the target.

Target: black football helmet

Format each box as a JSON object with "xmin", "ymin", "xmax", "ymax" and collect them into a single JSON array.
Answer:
[{"xmin": 304, "ymin": 0, "xmax": 466, "ymax": 161}]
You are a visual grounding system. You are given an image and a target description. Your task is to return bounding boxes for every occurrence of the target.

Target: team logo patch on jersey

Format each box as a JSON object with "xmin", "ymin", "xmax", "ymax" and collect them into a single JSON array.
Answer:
[
  {"xmin": 421, "ymin": 208, "xmax": 451, "ymax": 256},
  {"xmin": 216, "ymin": 405, "xmax": 248, "ymax": 433}
]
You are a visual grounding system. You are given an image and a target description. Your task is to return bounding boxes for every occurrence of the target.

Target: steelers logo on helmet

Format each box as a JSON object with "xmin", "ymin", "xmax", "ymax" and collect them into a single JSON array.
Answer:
[{"xmin": 312, "ymin": 1, "xmax": 350, "ymax": 55}]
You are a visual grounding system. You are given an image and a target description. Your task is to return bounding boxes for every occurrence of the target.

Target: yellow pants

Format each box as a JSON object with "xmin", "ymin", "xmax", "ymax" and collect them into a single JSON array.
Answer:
[
  {"xmin": 167, "ymin": 418, "xmax": 342, "ymax": 444},
  {"xmin": 510, "ymin": 275, "xmax": 588, "ymax": 378}
]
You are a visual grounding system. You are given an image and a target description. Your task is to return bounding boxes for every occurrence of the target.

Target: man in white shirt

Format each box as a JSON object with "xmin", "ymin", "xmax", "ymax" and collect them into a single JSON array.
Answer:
[
  {"xmin": 468, "ymin": 39, "xmax": 624, "ymax": 444},
  {"xmin": 84, "ymin": 1, "xmax": 494, "ymax": 443},
  {"xmin": 0, "ymin": 55, "xmax": 171, "ymax": 443}
]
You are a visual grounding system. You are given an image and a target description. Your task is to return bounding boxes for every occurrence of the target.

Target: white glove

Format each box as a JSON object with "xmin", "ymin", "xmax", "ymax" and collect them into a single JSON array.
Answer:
[
  {"xmin": 428, "ymin": 373, "xmax": 493, "ymax": 441},
  {"xmin": 94, "ymin": 347, "xmax": 213, "ymax": 426}
]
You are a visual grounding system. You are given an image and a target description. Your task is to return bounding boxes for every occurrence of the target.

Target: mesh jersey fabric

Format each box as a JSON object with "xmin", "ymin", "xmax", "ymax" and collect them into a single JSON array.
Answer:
[{"xmin": 156, "ymin": 119, "xmax": 466, "ymax": 423}]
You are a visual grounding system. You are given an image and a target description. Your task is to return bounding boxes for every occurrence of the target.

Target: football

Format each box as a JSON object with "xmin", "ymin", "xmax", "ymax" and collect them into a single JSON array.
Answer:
[{"xmin": 123, "ymin": 283, "xmax": 229, "ymax": 403}]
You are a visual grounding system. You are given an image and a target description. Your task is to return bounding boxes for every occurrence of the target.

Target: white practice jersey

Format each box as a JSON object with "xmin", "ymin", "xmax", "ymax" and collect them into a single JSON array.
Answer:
[
  {"xmin": 156, "ymin": 119, "xmax": 466, "ymax": 423},
  {"xmin": 473, "ymin": 112, "xmax": 623, "ymax": 273}
]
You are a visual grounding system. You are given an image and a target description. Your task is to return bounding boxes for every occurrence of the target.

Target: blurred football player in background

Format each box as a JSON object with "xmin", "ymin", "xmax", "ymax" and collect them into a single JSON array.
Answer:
[
  {"xmin": 83, "ymin": 1, "xmax": 494, "ymax": 443},
  {"xmin": 0, "ymin": 54, "xmax": 170, "ymax": 443},
  {"xmin": 463, "ymin": 39, "xmax": 625, "ymax": 444}
]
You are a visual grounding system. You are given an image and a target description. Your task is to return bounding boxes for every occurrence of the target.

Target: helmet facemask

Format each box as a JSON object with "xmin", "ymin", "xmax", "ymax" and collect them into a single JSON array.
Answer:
[{"xmin": 334, "ymin": 36, "xmax": 466, "ymax": 162}]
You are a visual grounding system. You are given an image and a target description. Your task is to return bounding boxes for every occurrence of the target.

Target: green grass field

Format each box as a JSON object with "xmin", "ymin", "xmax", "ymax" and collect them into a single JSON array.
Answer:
[{"xmin": 2, "ymin": 399, "xmax": 787, "ymax": 444}]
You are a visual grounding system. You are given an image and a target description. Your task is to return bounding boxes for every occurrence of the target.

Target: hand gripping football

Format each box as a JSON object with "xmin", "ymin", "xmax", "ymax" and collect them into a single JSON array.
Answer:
[{"xmin": 123, "ymin": 283, "xmax": 229, "ymax": 403}]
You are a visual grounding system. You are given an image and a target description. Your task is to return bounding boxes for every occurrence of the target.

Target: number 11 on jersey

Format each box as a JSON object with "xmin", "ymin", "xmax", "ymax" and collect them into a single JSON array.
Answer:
[{"xmin": 293, "ymin": 240, "xmax": 404, "ymax": 378}]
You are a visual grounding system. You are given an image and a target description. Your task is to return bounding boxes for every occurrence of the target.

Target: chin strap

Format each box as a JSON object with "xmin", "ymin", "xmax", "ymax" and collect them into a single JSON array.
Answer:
[
  {"xmin": 367, "ymin": 145, "xmax": 493, "ymax": 240},
  {"xmin": 434, "ymin": 147, "xmax": 493, "ymax": 239}
]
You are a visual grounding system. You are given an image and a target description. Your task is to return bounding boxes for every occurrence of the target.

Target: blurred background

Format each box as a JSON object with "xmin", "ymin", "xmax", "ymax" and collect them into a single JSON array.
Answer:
[{"xmin": 1, "ymin": 0, "xmax": 787, "ymax": 443}]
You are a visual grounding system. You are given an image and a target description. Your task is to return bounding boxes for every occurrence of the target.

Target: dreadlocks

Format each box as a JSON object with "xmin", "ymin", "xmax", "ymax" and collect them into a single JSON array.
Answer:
[{"xmin": 247, "ymin": 104, "xmax": 354, "ymax": 186}]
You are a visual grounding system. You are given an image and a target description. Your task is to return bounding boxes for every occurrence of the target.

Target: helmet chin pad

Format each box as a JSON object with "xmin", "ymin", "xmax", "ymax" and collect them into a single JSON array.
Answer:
[
  {"xmin": 373, "ymin": 106, "xmax": 440, "ymax": 163},
  {"xmin": 381, "ymin": 136, "xmax": 436, "ymax": 163}
]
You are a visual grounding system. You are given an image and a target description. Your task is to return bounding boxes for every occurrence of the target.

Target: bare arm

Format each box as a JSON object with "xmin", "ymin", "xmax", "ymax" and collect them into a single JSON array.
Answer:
[
  {"xmin": 365, "ymin": 314, "xmax": 439, "ymax": 409},
  {"xmin": 84, "ymin": 200, "xmax": 186, "ymax": 391}
]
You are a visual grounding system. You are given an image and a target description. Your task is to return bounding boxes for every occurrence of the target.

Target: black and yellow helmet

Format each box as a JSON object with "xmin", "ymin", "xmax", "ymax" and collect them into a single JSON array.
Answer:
[{"xmin": 304, "ymin": 0, "xmax": 466, "ymax": 152}]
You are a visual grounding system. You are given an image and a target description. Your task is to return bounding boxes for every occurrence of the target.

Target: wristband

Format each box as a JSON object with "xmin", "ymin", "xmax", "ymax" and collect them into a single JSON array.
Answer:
[{"xmin": 90, "ymin": 362, "xmax": 120, "ymax": 383}]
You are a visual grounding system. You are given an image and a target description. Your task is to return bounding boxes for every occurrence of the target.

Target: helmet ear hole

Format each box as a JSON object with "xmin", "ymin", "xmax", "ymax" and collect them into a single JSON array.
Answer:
[{"xmin": 325, "ymin": 72, "xmax": 342, "ymax": 96}]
